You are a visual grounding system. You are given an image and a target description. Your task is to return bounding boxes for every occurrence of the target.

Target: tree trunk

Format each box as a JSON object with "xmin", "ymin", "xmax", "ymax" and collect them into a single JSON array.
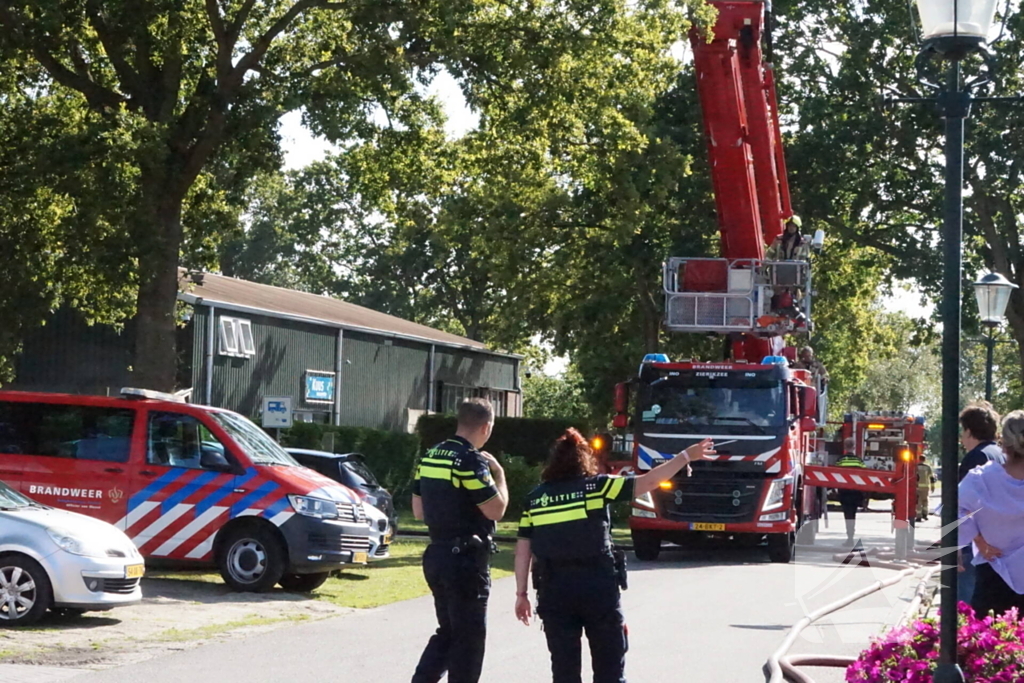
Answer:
[{"xmin": 131, "ymin": 177, "xmax": 185, "ymax": 392}]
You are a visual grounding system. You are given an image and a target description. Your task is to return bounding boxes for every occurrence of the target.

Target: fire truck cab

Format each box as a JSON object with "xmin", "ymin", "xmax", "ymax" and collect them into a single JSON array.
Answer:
[{"xmin": 620, "ymin": 354, "xmax": 819, "ymax": 563}]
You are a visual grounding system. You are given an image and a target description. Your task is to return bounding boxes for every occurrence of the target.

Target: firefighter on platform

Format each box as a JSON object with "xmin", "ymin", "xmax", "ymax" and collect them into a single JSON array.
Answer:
[
  {"xmin": 915, "ymin": 454, "xmax": 935, "ymax": 522},
  {"xmin": 411, "ymin": 399, "xmax": 509, "ymax": 683},
  {"xmin": 514, "ymin": 430, "xmax": 716, "ymax": 683},
  {"xmin": 792, "ymin": 346, "xmax": 829, "ymax": 384},
  {"xmin": 836, "ymin": 437, "xmax": 866, "ymax": 547}
]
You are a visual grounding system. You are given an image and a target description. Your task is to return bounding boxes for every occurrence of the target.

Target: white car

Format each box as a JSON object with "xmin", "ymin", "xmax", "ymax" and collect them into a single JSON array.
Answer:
[
  {"xmin": 0, "ymin": 480, "xmax": 143, "ymax": 626},
  {"xmin": 364, "ymin": 503, "xmax": 392, "ymax": 560}
]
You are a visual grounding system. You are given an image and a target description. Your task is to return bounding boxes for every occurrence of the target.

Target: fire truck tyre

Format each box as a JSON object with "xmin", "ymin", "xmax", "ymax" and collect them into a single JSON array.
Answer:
[
  {"xmin": 632, "ymin": 531, "xmax": 661, "ymax": 561},
  {"xmin": 278, "ymin": 572, "xmax": 330, "ymax": 593},
  {"xmin": 767, "ymin": 532, "xmax": 795, "ymax": 563},
  {"xmin": 217, "ymin": 526, "xmax": 287, "ymax": 592},
  {"xmin": 0, "ymin": 554, "xmax": 52, "ymax": 627}
]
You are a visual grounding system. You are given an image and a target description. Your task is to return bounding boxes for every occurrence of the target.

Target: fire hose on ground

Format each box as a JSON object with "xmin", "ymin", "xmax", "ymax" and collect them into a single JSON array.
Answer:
[{"xmin": 763, "ymin": 559, "xmax": 941, "ymax": 683}]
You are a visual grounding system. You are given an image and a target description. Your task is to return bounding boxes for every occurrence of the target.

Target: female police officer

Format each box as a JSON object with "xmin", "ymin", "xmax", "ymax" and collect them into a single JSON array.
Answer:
[{"xmin": 514, "ymin": 429, "xmax": 715, "ymax": 683}]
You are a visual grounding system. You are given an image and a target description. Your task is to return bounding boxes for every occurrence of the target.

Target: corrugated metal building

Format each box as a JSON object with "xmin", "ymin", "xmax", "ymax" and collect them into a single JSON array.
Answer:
[{"xmin": 12, "ymin": 272, "xmax": 521, "ymax": 432}]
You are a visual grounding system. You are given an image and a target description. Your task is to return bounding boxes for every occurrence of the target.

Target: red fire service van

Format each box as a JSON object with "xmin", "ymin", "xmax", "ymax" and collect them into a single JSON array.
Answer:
[{"xmin": 0, "ymin": 389, "xmax": 372, "ymax": 592}]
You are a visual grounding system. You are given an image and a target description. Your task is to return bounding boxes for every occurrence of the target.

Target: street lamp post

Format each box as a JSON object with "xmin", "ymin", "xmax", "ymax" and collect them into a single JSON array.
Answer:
[
  {"xmin": 972, "ymin": 272, "xmax": 1019, "ymax": 401},
  {"xmin": 896, "ymin": 2, "xmax": 1005, "ymax": 682}
]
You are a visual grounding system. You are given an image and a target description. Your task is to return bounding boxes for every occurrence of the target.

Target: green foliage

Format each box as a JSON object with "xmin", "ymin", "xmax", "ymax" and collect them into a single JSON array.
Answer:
[
  {"xmin": 416, "ymin": 414, "xmax": 593, "ymax": 466},
  {"xmin": 280, "ymin": 422, "xmax": 420, "ymax": 500},
  {"xmin": 774, "ymin": 0, "xmax": 1024, "ymax": 389},
  {"xmin": 522, "ymin": 365, "xmax": 591, "ymax": 420},
  {"xmin": 498, "ymin": 455, "xmax": 543, "ymax": 518}
]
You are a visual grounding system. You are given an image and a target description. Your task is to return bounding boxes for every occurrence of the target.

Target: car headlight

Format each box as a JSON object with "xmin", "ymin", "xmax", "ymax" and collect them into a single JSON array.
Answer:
[
  {"xmin": 288, "ymin": 495, "xmax": 340, "ymax": 520},
  {"xmin": 762, "ymin": 478, "xmax": 792, "ymax": 512},
  {"xmin": 634, "ymin": 491, "xmax": 655, "ymax": 509},
  {"xmin": 46, "ymin": 528, "xmax": 109, "ymax": 558}
]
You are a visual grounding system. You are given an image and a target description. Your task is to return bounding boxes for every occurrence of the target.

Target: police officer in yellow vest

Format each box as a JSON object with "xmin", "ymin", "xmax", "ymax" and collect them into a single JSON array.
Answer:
[
  {"xmin": 513, "ymin": 430, "xmax": 716, "ymax": 683},
  {"xmin": 836, "ymin": 437, "xmax": 867, "ymax": 547},
  {"xmin": 411, "ymin": 399, "xmax": 509, "ymax": 683},
  {"xmin": 915, "ymin": 454, "xmax": 935, "ymax": 522}
]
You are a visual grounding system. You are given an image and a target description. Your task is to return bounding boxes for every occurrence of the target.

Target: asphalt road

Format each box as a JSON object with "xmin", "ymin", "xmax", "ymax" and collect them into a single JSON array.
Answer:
[{"xmin": 67, "ymin": 505, "xmax": 937, "ymax": 683}]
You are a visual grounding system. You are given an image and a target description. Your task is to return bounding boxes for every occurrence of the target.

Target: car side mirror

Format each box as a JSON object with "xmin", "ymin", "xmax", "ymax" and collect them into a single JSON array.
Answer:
[
  {"xmin": 800, "ymin": 416, "xmax": 817, "ymax": 433},
  {"xmin": 201, "ymin": 448, "xmax": 236, "ymax": 473}
]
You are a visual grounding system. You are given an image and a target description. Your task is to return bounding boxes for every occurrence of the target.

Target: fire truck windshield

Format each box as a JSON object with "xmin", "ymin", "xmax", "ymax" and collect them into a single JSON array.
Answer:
[{"xmin": 641, "ymin": 375, "xmax": 785, "ymax": 432}]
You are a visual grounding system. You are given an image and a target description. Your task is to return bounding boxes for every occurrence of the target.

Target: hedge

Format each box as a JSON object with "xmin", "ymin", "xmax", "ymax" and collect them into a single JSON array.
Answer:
[
  {"xmin": 276, "ymin": 416, "xmax": 605, "ymax": 518},
  {"xmin": 415, "ymin": 415, "xmax": 596, "ymax": 466},
  {"xmin": 417, "ymin": 415, "xmax": 603, "ymax": 518},
  {"xmin": 279, "ymin": 423, "xmax": 420, "ymax": 502}
]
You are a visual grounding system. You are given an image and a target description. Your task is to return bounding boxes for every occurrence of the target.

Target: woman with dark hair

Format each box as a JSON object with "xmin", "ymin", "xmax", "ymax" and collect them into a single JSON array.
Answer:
[{"xmin": 513, "ymin": 429, "xmax": 715, "ymax": 683}]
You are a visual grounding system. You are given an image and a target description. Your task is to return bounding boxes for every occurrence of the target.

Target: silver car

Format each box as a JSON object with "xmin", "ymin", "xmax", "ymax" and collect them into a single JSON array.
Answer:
[{"xmin": 0, "ymin": 480, "xmax": 143, "ymax": 626}]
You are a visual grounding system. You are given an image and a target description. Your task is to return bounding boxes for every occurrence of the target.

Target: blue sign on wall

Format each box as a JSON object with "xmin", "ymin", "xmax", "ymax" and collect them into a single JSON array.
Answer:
[{"xmin": 305, "ymin": 372, "xmax": 336, "ymax": 403}]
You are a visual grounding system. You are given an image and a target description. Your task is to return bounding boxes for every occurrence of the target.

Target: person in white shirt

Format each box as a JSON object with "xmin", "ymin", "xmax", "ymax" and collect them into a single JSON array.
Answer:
[{"xmin": 959, "ymin": 410, "xmax": 1024, "ymax": 617}]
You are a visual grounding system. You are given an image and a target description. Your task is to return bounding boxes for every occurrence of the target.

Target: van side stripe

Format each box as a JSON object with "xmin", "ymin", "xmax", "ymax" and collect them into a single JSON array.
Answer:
[
  {"xmin": 161, "ymin": 471, "xmax": 221, "ymax": 514},
  {"xmin": 194, "ymin": 468, "xmax": 257, "ymax": 516},
  {"xmin": 128, "ymin": 469, "xmax": 189, "ymax": 512},
  {"xmin": 150, "ymin": 506, "xmax": 227, "ymax": 557},
  {"xmin": 230, "ymin": 481, "xmax": 279, "ymax": 518},
  {"xmin": 262, "ymin": 496, "xmax": 291, "ymax": 519}
]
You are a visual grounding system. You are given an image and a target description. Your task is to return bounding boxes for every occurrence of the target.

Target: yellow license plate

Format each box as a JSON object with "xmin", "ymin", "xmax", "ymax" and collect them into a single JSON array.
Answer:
[
  {"xmin": 124, "ymin": 564, "xmax": 145, "ymax": 579},
  {"xmin": 690, "ymin": 523, "xmax": 726, "ymax": 532},
  {"xmin": 353, "ymin": 552, "xmax": 368, "ymax": 564}
]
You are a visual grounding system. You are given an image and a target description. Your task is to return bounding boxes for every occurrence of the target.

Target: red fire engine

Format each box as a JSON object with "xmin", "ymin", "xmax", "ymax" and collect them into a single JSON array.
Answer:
[
  {"xmin": 809, "ymin": 412, "xmax": 926, "ymax": 555},
  {"xmin": 609, "ymin": 1, "xmax": 919, "ymax": 562}
]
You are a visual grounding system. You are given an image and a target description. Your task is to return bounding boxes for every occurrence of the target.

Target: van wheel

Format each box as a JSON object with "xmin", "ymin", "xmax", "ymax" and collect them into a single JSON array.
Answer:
[
  {"xmin": 632, "ymin": 531, "xmax": 661, "ymax": 561},
  {"xmin": 767, "ymin": 531, "xmax": 795, "ymax": 564},
  {"xmin": 0, "ymin": 555, "xmax": 52, "ymax": 627},
  {"xmin": 278, "ymin": 572, "xmax": 330, "ymax": 593},
  {"xmin": 217, "ymin": 526, "xmax": 287, "ymax": 592}
]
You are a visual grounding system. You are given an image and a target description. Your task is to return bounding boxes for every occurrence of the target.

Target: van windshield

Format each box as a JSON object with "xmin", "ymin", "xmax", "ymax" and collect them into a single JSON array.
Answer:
[
  {"xmin": 210, "ymin": 412, "xmax": 300, "ymax": 467},
  {"xmin": 0, "ymin": 480, "xmax": 35, "ymax": 510}
]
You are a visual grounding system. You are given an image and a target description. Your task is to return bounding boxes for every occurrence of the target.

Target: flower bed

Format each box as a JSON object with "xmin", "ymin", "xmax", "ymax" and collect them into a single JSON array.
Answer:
[{"xmin": 847, "ymin": 603, "xmax": 1024, "ymax": 682}]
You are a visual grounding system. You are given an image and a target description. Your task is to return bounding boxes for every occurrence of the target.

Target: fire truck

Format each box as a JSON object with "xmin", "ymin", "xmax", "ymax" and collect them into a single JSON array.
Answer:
[
  {"xmin": 822, "ymin": 412, "xmax": 928, "ymax": 471},
  {"xmin": 818, "ymin": 412, "xmax": 927, "ymax": 502},
  {"xmin": 608, "ymin": 0, "xmax": 922, "ymax": 562},
  {"xmin": 608, "ymin": 0, "xmax": 824, "ymax": 563}
]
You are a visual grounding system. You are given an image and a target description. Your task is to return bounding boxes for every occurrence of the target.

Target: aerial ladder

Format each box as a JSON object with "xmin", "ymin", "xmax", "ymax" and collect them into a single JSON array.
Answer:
[{"xmin": 615, "ymin": 1, "xmax": 917, "ymax": 561}]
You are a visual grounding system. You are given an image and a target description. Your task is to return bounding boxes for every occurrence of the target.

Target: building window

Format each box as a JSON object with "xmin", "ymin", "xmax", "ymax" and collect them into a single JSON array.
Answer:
[
  {"xmin": 439, "ymin": 384, "xmax": 508, "ymax": 418},
  {"xmin": 218, "ymin": 316, "xmax": 255, "ymax": 357}
]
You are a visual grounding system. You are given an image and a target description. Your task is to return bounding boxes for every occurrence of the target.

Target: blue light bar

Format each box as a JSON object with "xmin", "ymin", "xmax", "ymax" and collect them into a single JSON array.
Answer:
[
  {"xmin": 760, "ymin": 355, "xmax": 788, "ymax": 366},
  {"xmin": 642, "ymin": 353, "xmax": 670, "ymax": 364},
  {"xmin": 915, "ymin": 416, "xmax": 926, "ymax": 425}
]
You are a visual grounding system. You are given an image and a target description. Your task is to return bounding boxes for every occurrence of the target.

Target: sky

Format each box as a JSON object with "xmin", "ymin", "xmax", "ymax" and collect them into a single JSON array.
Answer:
[{"xmin": 278, "ymin": 71, "xmax": 937, "ymax": 377}]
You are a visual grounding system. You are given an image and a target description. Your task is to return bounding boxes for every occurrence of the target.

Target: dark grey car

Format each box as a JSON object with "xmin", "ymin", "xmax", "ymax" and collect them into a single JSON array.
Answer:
[{"xmin": 285, "ymin": 450, "xmax": 397, "ymax": 532}]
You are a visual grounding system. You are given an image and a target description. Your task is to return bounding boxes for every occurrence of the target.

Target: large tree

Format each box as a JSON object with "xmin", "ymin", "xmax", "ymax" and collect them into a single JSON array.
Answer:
[
  {"xmin": 5, "ymin": 0, "xmax": 692, "ymax": 389},
  {"xmin": 774, "ymin": 0, "xmax": 1024, "ymax": 402}
]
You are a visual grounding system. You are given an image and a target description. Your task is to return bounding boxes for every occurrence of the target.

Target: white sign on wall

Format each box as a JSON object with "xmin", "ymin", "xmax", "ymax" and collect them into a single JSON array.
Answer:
[{"xmin": 262, "ymin": 396, "xmax": 293, "ymax": 428}]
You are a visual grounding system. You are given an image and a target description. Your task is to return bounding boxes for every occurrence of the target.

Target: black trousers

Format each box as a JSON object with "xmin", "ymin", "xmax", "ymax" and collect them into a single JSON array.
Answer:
[
  {"xmin": 838, "ymin": 490, "xmax": 863, "ymax": 520},
  {"xmin": 971, "ymin": 561, "xmax": 1024, "ymax": 619},
  {"xmin": 537, "ymin": 566, "xmax": 627, "ymax": 683},
  {"xmin": 412, "ymin": 543, "xmax": 491, "ymax": 683}
]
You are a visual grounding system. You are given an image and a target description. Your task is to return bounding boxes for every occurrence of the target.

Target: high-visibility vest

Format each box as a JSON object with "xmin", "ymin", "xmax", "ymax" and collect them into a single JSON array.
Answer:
[{"xmin": 836, "ymin": 455, "xmax": 866, "ymax": 468}]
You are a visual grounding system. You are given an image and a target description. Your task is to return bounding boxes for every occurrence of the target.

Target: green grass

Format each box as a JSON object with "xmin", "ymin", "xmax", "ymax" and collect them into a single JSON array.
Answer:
[
  {"xmin": 156, "ymin": 614, "xmax": 309, "ymax": 642},
  {"xmin": 397, "ymin": 510, "xmax": 520, "ymax": 537},
  {"xmin": 147, "ymin": 539, "xmax": 515, "ymax": 611},
  {"xmin": 396, "ymin": 510, "xmax": 632, "ymax": 545},
  {"xmin": 316, "ymin": 538, "xmax": 515, "ymax": 609}
]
